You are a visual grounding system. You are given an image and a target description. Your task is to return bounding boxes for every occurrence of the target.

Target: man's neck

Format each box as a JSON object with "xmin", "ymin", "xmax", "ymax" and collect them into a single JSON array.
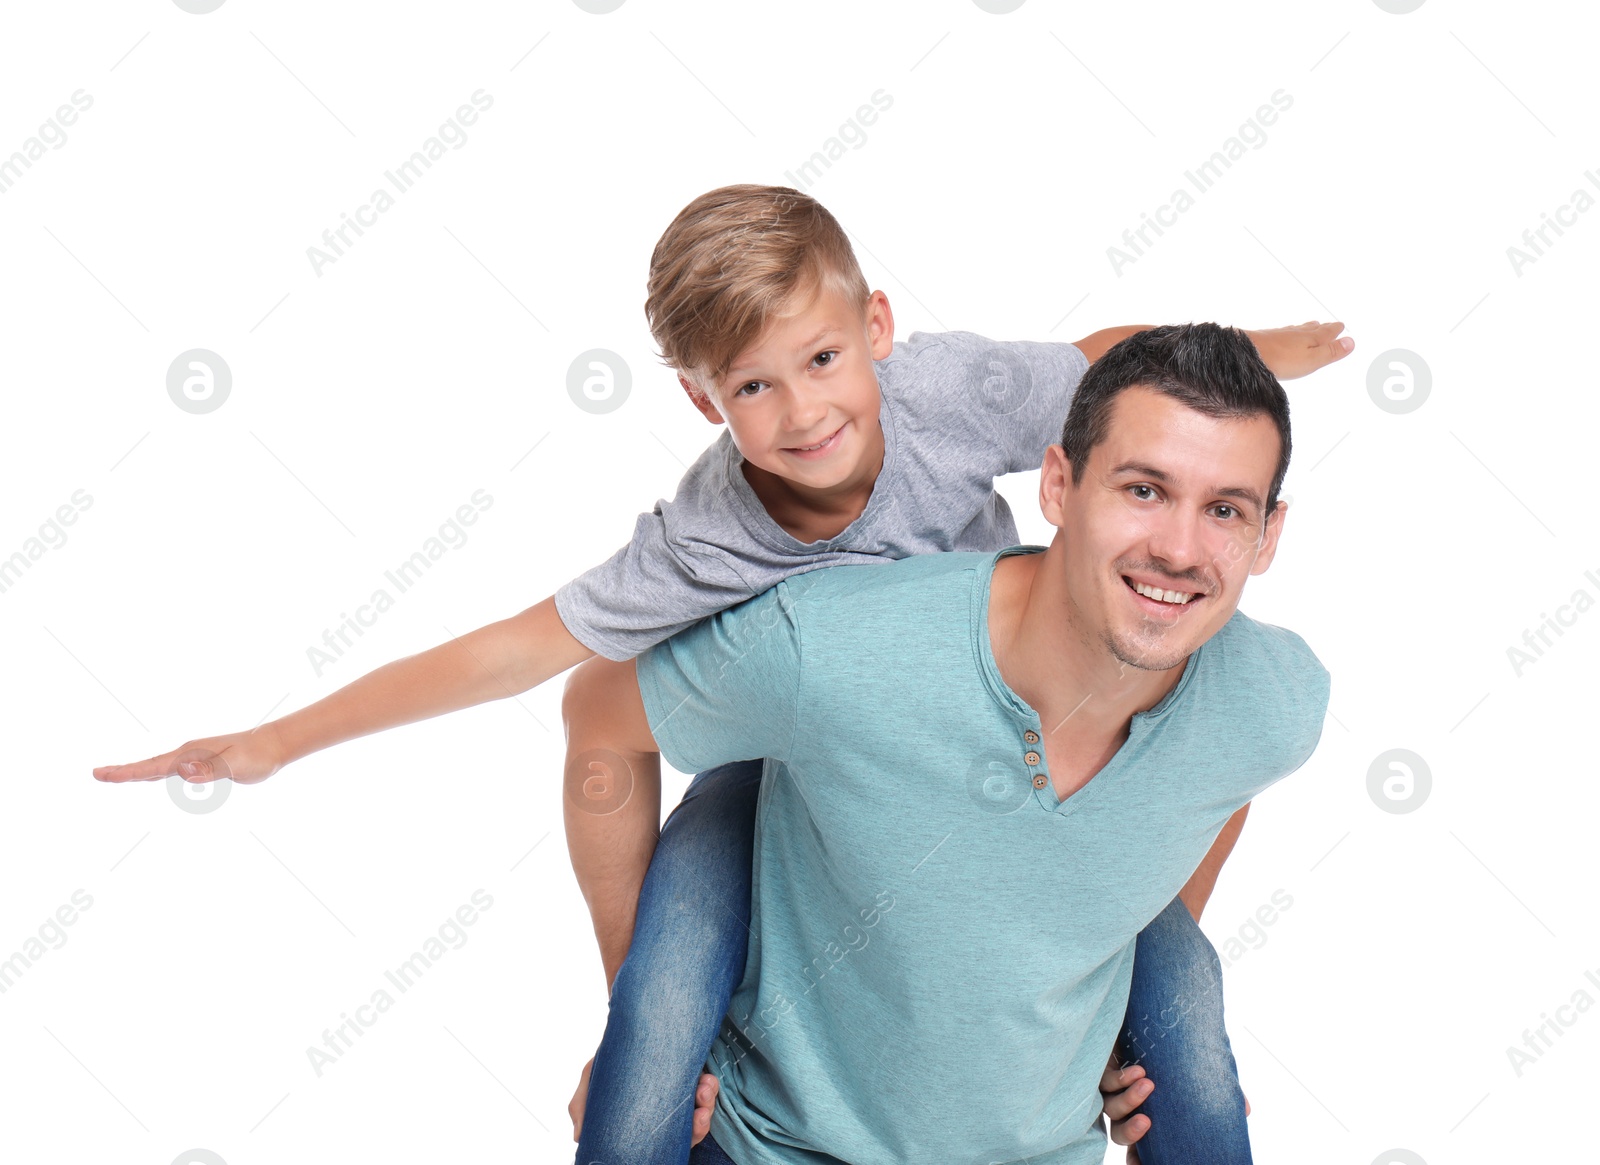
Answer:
[
  {"xmin": 740, "ymin": 421, "xmax": 886, "ymax": 543},
  {"xmin": 987, "ymin": 541, "xmax": 1191, "ymax": 749}
]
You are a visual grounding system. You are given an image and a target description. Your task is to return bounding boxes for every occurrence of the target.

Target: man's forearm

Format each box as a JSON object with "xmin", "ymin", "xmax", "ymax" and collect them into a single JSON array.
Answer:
[
  {"xmin": 560, "ymin": 655, "xmax": 670, "ymax": 989},
  {"xmin": 565, "ymin": 779, "xmax": 662, "ymax": 988},
  {"xmin": 1178, "ymin": 802, "xmax": 1251, "ymax": 921},
  {"xmin": 273, "ymin": 595, "xmax": 592, "ymax": 764}
]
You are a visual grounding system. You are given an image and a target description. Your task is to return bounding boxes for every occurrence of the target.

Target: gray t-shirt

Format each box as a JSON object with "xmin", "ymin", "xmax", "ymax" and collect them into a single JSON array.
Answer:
[{"xmin": 555, "ymin": 330, "xmax": 1090, "ymax": 660}]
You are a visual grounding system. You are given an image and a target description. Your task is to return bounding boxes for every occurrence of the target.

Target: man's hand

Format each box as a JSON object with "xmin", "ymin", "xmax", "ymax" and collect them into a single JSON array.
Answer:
[
  {"xmin": 691, "ymin": 1072, "xmax": 719, "ymax": 1143},
  {"xmin": 1101, "ymin": 1055, "xmax": 1153, "ymax": 1164},
  {"xmin": 568, "ymin": 1054, "xmax": 720, "ymax": 1146},
  {"xmin": 1246, "ymin": 321, "xmax": 1354, "ymax": 380},
  {"xmin": 569, "ymin": 1056, "xmax": 594, "ymax": 1142}
]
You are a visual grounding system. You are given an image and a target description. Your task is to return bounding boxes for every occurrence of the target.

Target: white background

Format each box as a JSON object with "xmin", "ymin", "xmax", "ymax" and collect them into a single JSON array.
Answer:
[{"xmin": 1, "ymin": 1, "xmax": 1595, "ymax": 1163}]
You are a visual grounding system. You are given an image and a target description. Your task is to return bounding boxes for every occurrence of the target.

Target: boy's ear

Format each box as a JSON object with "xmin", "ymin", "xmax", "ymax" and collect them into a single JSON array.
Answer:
[
  {"xmin": 865, "ymin": 290, "xmax": 894, "ymax": 360},
  {"xmin": 679, "ymin": 374, "xmax": 726, "ymax": 425}
]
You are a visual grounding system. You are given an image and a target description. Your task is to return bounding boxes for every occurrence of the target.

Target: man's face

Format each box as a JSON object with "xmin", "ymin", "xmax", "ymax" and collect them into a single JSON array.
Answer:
[
  {"xmin": 1045, "ymin": 385, "xmax": 1287, "ymax": 674},
  {"xmin": 681, "ymin": 284, "xmax": 893, "ymax": 491}
]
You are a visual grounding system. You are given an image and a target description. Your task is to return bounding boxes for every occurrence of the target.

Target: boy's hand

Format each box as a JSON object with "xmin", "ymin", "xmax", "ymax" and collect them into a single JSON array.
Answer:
[
  {"xmin": 568, "ymin": 1053, "xmax": 720, "ymax": 1146},
  {"xmin": 92, "ymin": 724, "xmax": 286, "ymax": 785},
  {"xmin": 1246, "ymin": 321, "xmax": 1353, "ymax": 380},
  {"xmin": 1101, "ymin": 1055, "xmax": 1152, "ymax": 1163}
]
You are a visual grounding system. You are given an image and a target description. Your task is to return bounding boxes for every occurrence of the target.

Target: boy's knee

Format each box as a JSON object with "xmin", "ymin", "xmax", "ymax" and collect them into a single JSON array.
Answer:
[{"xmin": 609, "ymin": 966, "xmax": 730, "ymax": 1049}]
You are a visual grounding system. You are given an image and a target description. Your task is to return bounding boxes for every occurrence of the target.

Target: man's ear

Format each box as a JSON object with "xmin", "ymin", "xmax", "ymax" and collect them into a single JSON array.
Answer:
[
  {"xmin": 679, "ymin": 374, "xmax": 726, "ymax": 425},
  {"xmin": 865, "ymin": 290, "xmax": 894, "ymax": 361},
  {"xmin": 1038, "ymin": 444, "xmax": 1072, "ymax": 528},
  {"xmin": 1247, "ymin": 500, "xmax": 1289, "ymax": 576}
]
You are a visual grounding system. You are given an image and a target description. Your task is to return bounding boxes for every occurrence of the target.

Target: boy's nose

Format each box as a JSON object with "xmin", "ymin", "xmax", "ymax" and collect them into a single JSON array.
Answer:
[{"xmin": 783, "ymin": 388, "xmax": 829, "ymax": 434}]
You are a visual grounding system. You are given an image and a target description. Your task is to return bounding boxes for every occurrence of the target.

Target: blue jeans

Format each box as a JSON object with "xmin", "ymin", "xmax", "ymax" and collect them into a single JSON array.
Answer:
[
  {"xmin": 686, "ymin": 1130, "xmax": 738, "ymax": 1165},
  {"xmin": 1118, "ymin": 894, "xmax": 1253, "ymax": 1164},
  {"xmin": 577, "ymin": 760, "xmax": 764, "ymax": 1165},
  {"xmin": 576, "ymin": 759, "xmax": 1251, "ymax": 1164}
]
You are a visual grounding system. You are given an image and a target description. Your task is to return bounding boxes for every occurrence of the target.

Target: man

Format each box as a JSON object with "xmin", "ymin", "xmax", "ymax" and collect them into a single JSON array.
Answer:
[{"xmin": 565, "ymin": 323, "xmax": 1332, "ymax": 1164}]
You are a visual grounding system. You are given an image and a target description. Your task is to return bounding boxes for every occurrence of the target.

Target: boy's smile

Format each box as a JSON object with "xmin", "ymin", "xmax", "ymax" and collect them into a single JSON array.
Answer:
[{"xmin": 780, "ymin": 420, "xmax": 848, "ymax": 459}]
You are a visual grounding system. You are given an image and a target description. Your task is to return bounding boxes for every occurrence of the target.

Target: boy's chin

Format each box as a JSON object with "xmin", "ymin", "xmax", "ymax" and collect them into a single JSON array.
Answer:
[{"xmin": 761, "ymin": 453, "xmax": 860, "ymax": 486}]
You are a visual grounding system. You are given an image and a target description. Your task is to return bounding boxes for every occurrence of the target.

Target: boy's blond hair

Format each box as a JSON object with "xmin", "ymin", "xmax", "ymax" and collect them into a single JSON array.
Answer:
[{"xmin": 645, "ymin": 184, "xmax": 871, "ymax": 391}]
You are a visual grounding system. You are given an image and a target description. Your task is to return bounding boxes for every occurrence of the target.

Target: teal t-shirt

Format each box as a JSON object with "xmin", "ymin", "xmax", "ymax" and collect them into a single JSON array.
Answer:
[{"xmin": 636, "ymin": 545, "xmax": 1331, "ymax": 1165}]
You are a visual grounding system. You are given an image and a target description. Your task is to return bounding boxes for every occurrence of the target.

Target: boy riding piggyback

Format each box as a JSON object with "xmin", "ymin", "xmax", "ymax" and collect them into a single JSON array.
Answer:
[
  {"xmin": 95, "ymin": 184, "xmax": 1352, "ymax": 1164},
  {"xmin": 555, "ymin": 185, "xmax": 1350, "ymax": 1163}
]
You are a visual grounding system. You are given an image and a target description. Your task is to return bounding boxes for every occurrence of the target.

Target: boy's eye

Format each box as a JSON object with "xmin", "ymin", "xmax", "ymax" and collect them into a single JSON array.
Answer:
[
  {"xmin": 735, "ymin": 381, "xmax": 767, "ymax": 397},
  {"xmin": 813, "ymin": 350, "xmax": 837, "ymax": 368}
]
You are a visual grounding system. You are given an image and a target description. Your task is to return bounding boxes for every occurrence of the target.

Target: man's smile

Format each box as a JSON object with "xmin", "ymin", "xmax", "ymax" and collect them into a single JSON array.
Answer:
[{"xmin": 1122, "ymin": 574, "xmax": 1206, "ymax": 615}]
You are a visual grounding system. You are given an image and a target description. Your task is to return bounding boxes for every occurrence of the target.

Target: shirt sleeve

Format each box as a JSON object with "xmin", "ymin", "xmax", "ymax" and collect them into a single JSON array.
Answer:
[
  {"xmin": 554, "ymin": 506, "xmax": 756, "ymax": 661},
  {"xmin": 1252, "ymin": 620, "xmax": 1334, "ymax": 779},
  {"xmin": 634, "ymin": 576, "xmax": 806, "ymax": 776},
  {"xmin": 921, "ymin": 331, "xmax": 1091, "ymax": 475}
]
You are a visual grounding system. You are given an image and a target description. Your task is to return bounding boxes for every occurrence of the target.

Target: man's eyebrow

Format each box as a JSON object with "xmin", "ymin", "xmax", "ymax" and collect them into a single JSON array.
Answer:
[
  {"xmin": 726, "ymin": 325, "xmax": 841, "ymax": 378},
  {"xmin": 1107, "ymin": 461, "xmax": 1265, "ymax": 514}
]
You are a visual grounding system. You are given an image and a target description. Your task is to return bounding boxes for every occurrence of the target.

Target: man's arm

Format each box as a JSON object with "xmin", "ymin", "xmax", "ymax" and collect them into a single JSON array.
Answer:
[
  {"xmin": 1177, "ymin": 802, "xmax": 1251, "ymax": 922},
  {"xmin": 560, "ymin": 655, "xmax": 664, "ymax": 988},
  {"xmin": 94, "ymin": 595, "xmax": 595, "ymax": 783}
]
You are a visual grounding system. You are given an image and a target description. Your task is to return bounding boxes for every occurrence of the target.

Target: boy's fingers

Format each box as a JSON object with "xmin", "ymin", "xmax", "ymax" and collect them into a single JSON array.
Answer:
[
  {"xmin": 174, "ymin": 752, "xmax": 235, "ymax": 782},
  {"xmin": 93, "ymin": 754, "xmax": 178, "ymax": 782}
]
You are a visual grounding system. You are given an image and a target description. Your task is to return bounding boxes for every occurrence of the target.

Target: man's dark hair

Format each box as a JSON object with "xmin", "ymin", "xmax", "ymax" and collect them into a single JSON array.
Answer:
[{"xmin": 1059, "ymin": 323, "xmax": 1291, "ymax": 524}]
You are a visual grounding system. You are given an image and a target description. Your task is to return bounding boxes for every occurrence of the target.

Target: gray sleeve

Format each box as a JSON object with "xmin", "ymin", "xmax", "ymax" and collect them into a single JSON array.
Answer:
[
  {"xmin": 916, "ymin": 331, "xmax": 1091, "ymax": 475},
  {"xmin": 554, "ymin": 507, "xmax": 754, "ymax": 661}
]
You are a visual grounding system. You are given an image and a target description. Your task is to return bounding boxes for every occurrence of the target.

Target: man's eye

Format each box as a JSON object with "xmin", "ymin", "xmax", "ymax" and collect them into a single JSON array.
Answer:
[{"xmin": 1129, "ymin": 485, "xmax": 1156, "ymax": 500}]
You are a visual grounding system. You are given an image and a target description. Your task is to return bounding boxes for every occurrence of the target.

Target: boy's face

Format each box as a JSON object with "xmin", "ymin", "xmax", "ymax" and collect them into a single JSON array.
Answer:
[
  {"xmin": 1041, "ymin": 385, "xmax": 1287, "ymax": 674},
  {"xmin": 681, "ymin": 284, "xmax": 894, "ymax": 491}
]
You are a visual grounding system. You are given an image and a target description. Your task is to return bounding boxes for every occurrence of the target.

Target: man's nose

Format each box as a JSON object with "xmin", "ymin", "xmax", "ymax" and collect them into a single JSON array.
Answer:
[{"xmin": 1145, "ymin": 507, "xmax": 1206, "ymax": 575}]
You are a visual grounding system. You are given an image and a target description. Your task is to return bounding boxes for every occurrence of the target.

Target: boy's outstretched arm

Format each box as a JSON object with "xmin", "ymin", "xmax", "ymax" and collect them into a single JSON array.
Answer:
[
  {"xmin": 93, "ymin": 595, "xmax": 595, "ymax": 784},
  {"xmin": 1074, "ymin": 321, "xmax": 1353, "ymax": 379}
]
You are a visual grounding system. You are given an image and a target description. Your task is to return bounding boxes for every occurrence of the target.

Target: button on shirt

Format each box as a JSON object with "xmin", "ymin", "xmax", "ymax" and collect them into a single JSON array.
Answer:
[{"xmin": 636, "ymin": 545, "xmax": 1332, "ymax": 1165}]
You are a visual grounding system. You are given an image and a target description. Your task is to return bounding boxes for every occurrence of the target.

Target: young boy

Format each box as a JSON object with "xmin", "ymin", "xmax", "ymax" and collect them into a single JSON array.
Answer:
[{"xmin": 94, "ymin": 184, "xmax": 1351, "ymax": 1163}]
